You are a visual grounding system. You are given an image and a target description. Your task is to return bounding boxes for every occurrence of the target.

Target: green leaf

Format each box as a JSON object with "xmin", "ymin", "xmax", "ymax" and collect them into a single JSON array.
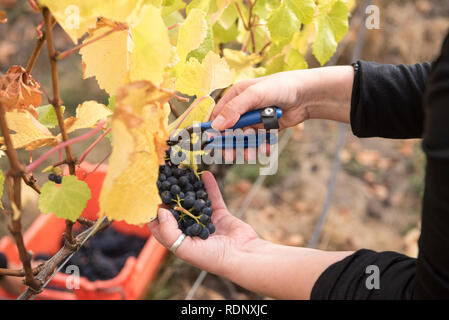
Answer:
[
  {"xmin": 265, "ymin": 54, "xmax": 285, "ymax": 75},
  {"xmin": 329, "ymin": 0, "xmax": 349, "ymax": 42},
  {"xmin": 187, "ymin": 20, "xmax": 214, "ymax": 62},
  {"xmin": 186, "ymin": 0, "xmax": 211, "ymax": 15},
  {"xmin": 267, "ymin": 3, "xmax": 300, "ymax": 43},
  {"xmin": 216, "ymin": 1, "xmax": 238, "ymax": 29},
  {"xmin": 313, "ymin": 0, "xmax": 349, "ymax": 65},
  {"xmin": 38, "ymin": 176, "xmax": 92, "ymax": 222},
  {"xmin": 254, "ymin": 0, "xmax": 281, "ymax": 20},
  {"xmin": 107, "ymin": 96, "xmax": 116, "ymax": 111},
  {"xmin": 37, "ymin": 104, "xmax": 65, "ymax": 128},
  {"xmin": 213, "ymin": 20, "xmax": 238, "ymax": 43},
  {"xmin": 161, "ymin": 0, "xmax": 186, "ymax": 17},
  {"xmin": 286, "ymin": 0, "xmax": 316, "ymax": 25},
  {"xmin": 285, "ymin": 48, "xmax": 308, "ymax": 70}
]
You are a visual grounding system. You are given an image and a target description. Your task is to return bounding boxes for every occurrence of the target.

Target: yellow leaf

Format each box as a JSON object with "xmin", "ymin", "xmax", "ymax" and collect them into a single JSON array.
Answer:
[
  {"xmin": 38, "ymin": 0, "xmax": 142, "ymax": 43},
  {"xmin": 99, "ymin": 81, "xmax": 172, "ymax": 225},
  {"xmin": 210, "ymin": 0, "xmax": 232, "ymax": 24},
  {"xmin": 223, "ymin": 48, "xmax": 265, "ymax": 83},
  {"xmin": 80, "ymin": 19, "xmax": 130, "ymax": 95},
  {"xmin": 176, "ymin": 8, "xmax": 208, "ymax": 63},
  {"xmin": 64, "ymin": 101, "xmax": 112, "ymax": 134},
  {"xmin": 175, "ymin": 51, "xmax": 234, "ymax": 97},
  {"xmin": 168, "ymin": 95, "xmax": 215, "ymax": 134},
  {"xmin": 0, "ymin": 110, "xmax": 57, "ymax": 150},
  {"xmin": 129, "ymin": 4, "xmax": 172, "ymax": 86}
]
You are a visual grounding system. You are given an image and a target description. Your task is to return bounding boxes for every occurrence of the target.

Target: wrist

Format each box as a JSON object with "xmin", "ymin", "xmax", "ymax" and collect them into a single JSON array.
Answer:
[
  {"xmin": 298, "ymin": 65, "xmax": 354, "ymax": 123},
  {"xmin": 219, "ymin": 237, "xmax": 271, "ymax": 280}
]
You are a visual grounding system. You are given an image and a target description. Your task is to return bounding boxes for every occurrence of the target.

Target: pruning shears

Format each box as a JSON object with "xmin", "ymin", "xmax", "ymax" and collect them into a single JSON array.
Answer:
[{"xmin": 167, "ymin": 106, "xmax": 283, "ymax": 151}]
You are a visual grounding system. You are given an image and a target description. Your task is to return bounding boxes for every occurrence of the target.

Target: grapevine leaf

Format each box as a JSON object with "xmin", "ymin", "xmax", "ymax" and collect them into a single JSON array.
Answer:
[
  {"xmin": 0, "ymin": 110, "xmax": 57, "ymax": 151},
  {"xmin": 286, "ymin": 0, "xmax": 316, "ymax": 25},
  {"xmin": 79, "ymin": 19, "xmax": 130, "ymax": 96},
  {"xmin": 285, "ymin": 48, "xmax": 308, "ymax": 70},
  {"xmin": 0, "ymin": 65, "xmax": 41, "ymax": 117},
  {"xmin": 129, "ymin": 4, "xmax": 172, "ymax": 86},
  {"xmin": 265, "ymin": 54, "xmax": 286, "ymax": 75},
  {"xmin": 223, "ymin": 49, "xmax": 265, "ymax": 83},
  {"xmin": 213, "ymin": 21, "xmax": 238, "ymax": 44},
  {"xmin": 38, "ymin": 176, "xmax": 92, "ymax": 222},
  {"xmin": 267, "ymin": 3, "xmax": 300, "ymax": 43},
  {"xmin": 186, "ymin": 19, "xmax": 214, "ymax": 63},
  {"xmin": 165, "ymin": 10, "xmax": 184, "ymax": 44},
  {"xmin": 99, "ymin": 81, "xmax": 172, "ymax": 225},
  {"xmin": 168, "ymin": 96, "xmax": 215, "ymax": 133},
  {"xmin": 215, "ymin": 0, "xmax": 238, "ymax": 29},
  {"xmin": 210, "ymin": 0, "xmax": 231, "ymax": 24},
  {"xmin": 186, "ymin": 0, "xmax": 211, "ymax": 15},
  {"xmin": 37, "ymin": 0, "xmax": 142, "ymax": 43},
  {"xmin": 176, "ymin": 51, "xmax": 234, "ymax": 97},
  {"xmin": 291, "ymin": 24, "xmax": 316, "ymax": 55},
  {"xmin": 37, "ymin": 104, "xmax": 65, "ymax": 128},
  {"xmin": 177, "ymin": 9, "xmax": 209, "ymax": 63},
  {"xmin": 254, "ymin": 0, "xmax": 280, "ymax": 20},
  {"xmin": 162, "ymin": 0, "xmax": 186, "ymax": 17},
  {"xmin": 63, "ymin": 101, "xmax": 112, "ymax": 134},
  {"xmin": 107, "ymin": 95, "xmax": 116, "ymax": 111},
  {"xmin": 313, "ymin": 0, "xmax": 349, "ymax": 66}
]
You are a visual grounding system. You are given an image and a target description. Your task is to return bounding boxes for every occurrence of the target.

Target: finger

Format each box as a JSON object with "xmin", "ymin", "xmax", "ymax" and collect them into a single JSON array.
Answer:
[
  {"xmin": 149, "ymin": 208, "xmax": 183, "ymax": 249},
  {"xmin": 211, "ymin": 83, "xmax": 268, "ymax": 131},
  {"xmin": 201, "ymin": 171, "xmax": 227, "ymax": 211},
  {"xmin": 212, "ymin": 79, "xmax": 258, "ymax": 120}
]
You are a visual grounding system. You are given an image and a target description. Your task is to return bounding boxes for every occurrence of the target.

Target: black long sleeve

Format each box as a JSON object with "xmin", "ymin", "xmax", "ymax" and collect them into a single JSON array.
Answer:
[
  {"xmin": 351, "ymin": 61, "xmax": 432, "ymax": 139},
  {"xmin": 311, "ymin": 32, "xmax": 449, "ymax": 300}
]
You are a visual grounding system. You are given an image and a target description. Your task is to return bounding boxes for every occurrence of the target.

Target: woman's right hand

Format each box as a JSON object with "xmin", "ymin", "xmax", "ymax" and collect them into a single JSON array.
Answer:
[{"xmin": 210, "ymin": 66, "xmax": 355, "ymax": 131}]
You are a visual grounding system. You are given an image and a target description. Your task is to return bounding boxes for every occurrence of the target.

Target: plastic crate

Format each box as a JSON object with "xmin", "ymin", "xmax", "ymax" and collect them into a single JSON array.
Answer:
[{"xmin": 0, "ymin": 163, "xmax": 167, "ymax": 300}]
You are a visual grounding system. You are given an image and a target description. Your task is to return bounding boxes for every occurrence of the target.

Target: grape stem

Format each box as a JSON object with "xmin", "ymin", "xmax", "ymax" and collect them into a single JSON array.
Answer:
[{"xmin": 174, "ymin": 206, "xmax": 205, "ymax": 228}]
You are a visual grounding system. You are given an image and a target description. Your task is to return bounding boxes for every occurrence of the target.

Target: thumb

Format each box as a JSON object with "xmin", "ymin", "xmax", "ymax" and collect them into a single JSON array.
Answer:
[{"xmin": 154, "ymin": 208, "xmax": 183, "ymax": 248}]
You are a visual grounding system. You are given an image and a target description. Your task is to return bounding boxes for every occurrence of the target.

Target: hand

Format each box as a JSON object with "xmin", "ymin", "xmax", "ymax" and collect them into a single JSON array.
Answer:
[
  {"xmin": 210, "ymin": 66, "xmax": 354, "ymax": 131},
  {"xmin": 148, "ymin": 171, "xmax": 260, "ymax": 277}
]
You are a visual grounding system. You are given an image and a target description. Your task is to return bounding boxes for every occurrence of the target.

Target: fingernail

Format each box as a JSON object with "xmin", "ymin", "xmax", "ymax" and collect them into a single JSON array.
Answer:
[
  {"xmin": 211, "ymin": 115, "xmax": 226, "ymax": 130},
  {"xmin": 158, "ymin": 209, "xmax": 168, "ymax": 222}
]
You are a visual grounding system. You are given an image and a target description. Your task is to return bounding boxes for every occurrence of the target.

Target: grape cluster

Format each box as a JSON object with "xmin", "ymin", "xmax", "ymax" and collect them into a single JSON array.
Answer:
[
  {"xmin": 157, "ymin": 148, "xmax": 215, "ymax": 240},
  {"xmin": 36, "ymin": 227, "xmax": 146, "ymax": 281},
  {"xmin": 48, "ymin": 173, "xmax": 62, "ymax": 184}
]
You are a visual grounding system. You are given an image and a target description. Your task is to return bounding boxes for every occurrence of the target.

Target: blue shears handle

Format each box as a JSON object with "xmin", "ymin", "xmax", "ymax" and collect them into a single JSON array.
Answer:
[
  {"xmin": 204, "ymin": 133, "xmax": 278, "ymax": 150},
  {"xmin": 198, "ymin": 106, "xmax": 282, "ymax": 131}
]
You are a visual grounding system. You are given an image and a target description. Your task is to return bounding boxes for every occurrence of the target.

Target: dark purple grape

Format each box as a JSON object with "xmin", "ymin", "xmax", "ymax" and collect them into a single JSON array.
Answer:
[
  {"xmin": 198, "ymin": 227, "xmax": 210, "ymax": 240},
  {"xmin": 202, "ymin": 206, "xmax": 212, "ymax": 216},
  {"xmin": 170, "ymin": 185, "xmax": 181, "ymax": 195},
  {"xmin": 196, "ymin": 190, "xmax": 208, "ymax": 200},
  {"xmin": 161, "ymin": 180, "xmax": 171, "ymax": 191},
  {"xmin": 206, "ymin": 223, "xmax": 215, "ymax": 234}
]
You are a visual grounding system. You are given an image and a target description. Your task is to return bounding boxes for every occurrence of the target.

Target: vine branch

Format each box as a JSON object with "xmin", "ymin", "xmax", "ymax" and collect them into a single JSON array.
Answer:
[
  {"xmin": 17, "ymin": 218, "xmax": 111, "ymax": 300},
  {"xmin": 0, "ymin": 102, "xmax": 40, "ymax": 290}
]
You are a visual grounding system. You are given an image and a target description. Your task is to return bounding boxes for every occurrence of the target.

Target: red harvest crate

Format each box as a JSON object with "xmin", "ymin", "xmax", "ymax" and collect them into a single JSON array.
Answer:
[{"xmin": 0, "ymin": 163, "xmax": 167, "ymax": 300}]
